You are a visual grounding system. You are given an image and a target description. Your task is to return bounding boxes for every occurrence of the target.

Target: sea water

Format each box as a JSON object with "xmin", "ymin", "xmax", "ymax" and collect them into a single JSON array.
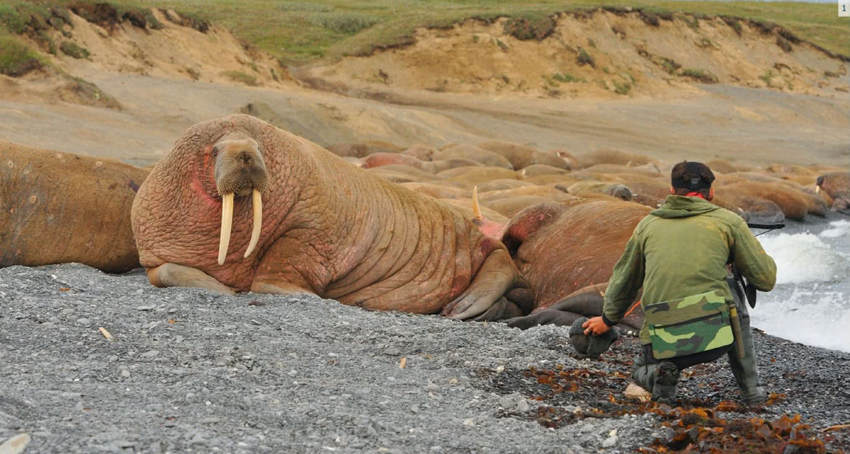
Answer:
[{"xmin": 750, "ymin": 216, "xmax": 850, "ymax": 353}]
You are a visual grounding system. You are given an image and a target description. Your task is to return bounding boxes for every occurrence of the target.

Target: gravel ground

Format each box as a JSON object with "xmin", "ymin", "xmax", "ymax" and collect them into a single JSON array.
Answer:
[{"xmin": 0, "ymin": 264, "xmax": 847, "ymax": 453}]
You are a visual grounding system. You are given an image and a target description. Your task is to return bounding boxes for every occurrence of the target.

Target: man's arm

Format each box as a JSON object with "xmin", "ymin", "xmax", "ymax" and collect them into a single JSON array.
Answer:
[
  {"xmin": 601, "ymin": 225, "xmax": 646, "ymax": 326},
  {"xmin": 732, "ymin": 219, "xmax": 777, "ymax": 292}
]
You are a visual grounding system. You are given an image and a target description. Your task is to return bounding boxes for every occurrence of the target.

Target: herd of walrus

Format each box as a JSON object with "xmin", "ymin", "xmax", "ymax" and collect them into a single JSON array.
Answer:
[{"xmin": 2, "ymin": 114, "xmax": 849, "ymax": 332}]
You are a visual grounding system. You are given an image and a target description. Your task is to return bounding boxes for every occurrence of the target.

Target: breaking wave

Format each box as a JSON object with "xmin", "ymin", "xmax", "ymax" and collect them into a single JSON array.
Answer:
[
  {"xmin": 757, "ymin": 231, "xmax": 850, "ymax": 285},
  {"xmin": 750, "ymin": 220, "xmax": 850, "ymax": 352}
]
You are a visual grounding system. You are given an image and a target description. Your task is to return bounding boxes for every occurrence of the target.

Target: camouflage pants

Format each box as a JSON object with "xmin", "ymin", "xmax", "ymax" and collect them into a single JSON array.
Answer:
[{"xmin": 633, "ymin": 294, "xmax": 763, "ymax": 403}]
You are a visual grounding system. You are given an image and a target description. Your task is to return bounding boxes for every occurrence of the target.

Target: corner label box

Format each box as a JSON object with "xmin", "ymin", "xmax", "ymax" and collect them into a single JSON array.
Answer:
[{"xmin": 841, "ymin": 0, "xmax": 850, "ymax": 17}]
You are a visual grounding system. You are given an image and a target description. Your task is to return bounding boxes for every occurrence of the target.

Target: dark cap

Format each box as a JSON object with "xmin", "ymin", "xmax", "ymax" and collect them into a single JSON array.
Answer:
[{"xmin": 671, "ymin": 161, "xmax": 714, "ymax": 190}]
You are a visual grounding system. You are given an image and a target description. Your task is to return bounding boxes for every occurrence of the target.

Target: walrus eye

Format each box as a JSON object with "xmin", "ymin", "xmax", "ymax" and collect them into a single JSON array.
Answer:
[{"xmin": 212, "ymin": 146, "xmax": 219, "ymax": 158}]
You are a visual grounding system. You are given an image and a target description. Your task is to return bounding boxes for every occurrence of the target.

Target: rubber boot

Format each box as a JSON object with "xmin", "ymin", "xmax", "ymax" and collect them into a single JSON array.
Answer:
[
  {"xmin": 726, "ymin": 277, "xmax": 766, "ymax": 406},
  {"xmin": 726, "ymin": 280, "xmax": 766, "ymax": 406},
  {"xmin": 652, "ymin": 362, "xmax": 680, "ymax": 405},
  {"xmin": 632, "ymin": 349, "xmax": 660, "ymax": 394}
]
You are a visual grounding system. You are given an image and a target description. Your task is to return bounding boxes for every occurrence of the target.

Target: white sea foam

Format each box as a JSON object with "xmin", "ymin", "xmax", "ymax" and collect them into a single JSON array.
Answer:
[
  {"xmin": 751, "ymin": 288, "xmax": 850, "ymax": 353},
  {"xmin": 820, "ymin": 220, "xmax": 850, "ymax": 239},
  {"xmin": 758, "ymin": 232, "xmax": 850, "ymax": 285}
]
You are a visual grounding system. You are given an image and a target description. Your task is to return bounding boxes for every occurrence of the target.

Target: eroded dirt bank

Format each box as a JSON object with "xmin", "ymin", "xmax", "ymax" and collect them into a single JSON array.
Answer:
[{"xmin": 299, "ymin": 9, "xmax": 850, "ymax": 100}]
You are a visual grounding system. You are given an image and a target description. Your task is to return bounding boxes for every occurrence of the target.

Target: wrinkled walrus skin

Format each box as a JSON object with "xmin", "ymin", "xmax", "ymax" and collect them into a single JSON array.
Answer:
[
  {"xmin": 131, "ymin": 115, "xmax": 524, "ymax": 320},
  {"xmin": 502, "ymin": 200, "xmax": 651, "ymax": 311},
  {"xmin": 0, "ymin": 141, "xmax": 149, "ymax": 273}
]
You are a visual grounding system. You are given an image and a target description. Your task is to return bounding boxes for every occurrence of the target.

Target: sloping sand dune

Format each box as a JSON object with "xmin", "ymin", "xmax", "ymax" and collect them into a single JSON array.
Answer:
[{"xmin": 300, "ymin": 10, "xmax": 848, "ymax": 99}]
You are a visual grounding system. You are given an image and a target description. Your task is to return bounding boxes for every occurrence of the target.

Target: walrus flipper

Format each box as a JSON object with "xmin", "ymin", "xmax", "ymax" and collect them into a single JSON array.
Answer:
[
  {"xmin": 442, "ymin": 249, "xmax": 521, "ymax": 320},
  {"xmin": 148, "ymin": 263, "xmax": 235, "ymax": 295}
]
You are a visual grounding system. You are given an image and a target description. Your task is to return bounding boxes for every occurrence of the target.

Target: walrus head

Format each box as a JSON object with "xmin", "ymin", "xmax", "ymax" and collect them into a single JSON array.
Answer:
[{"xmin": 212, "ymin": 134, "xmax": 270, "ymax": 265}]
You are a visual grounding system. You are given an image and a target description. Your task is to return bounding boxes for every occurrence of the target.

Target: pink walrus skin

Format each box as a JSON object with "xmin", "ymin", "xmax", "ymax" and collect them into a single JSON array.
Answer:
[{"xmin": 131, "ymin": 115, "xmax": 525, "ymax": 320}]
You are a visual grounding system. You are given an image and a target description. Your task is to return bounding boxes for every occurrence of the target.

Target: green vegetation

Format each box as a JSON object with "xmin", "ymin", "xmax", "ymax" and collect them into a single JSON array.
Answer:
[
  {"xmin": 222, "ymin": 70, "xmax": 258, "ymax": 86},
  {"xmin": 661, "ymin": 58, "xmax": 680, "ymax": 75},
  {"xmin": 59, "ymin": 40, "xmax": 88, "ymax": 59},
  {"xmin": 0, "ymin": 35, "xmax": 42, "ymax": 76},
  {"xmin": 759, "ymin": 69, "xmax": 775, "ymax": 84},
  {"xmin": 577, "ymin": 47, "xmax": 595, "ymax": 68},
  {"xmin": 681, "ymin": 68, "xmax": 719, "ymax": 83},
  {"xmin": 613, "ymin": 80, "xmax": 632, "ymax": 95},
  {"xmin": 0, "ymin": 0, "xmax": 844, "ymax": 68},
  {"xmin": 553, "ymin": 73, "xmax": 585, "ymax": 83},
  {"xmin": 503, "ymin": 13, "xmax": 555, "ymax": 41},
  {"xmin": 307, "ymin": 11, "xmax": 379, "ymax": 34}
]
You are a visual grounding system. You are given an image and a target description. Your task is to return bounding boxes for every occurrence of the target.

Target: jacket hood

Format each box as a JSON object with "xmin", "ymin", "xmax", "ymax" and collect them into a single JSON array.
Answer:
[{"xmin": 650, "ymin": 195, "xmax": 720, "ymax": 218}]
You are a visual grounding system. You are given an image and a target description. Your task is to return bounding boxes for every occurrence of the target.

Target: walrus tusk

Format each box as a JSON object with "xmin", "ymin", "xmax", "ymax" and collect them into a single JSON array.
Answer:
[
  {"xmin": 244, "ymin": 189, "xmax": 262, "ymax": 258},
  {"xmin": 815, "ymin": 185, "xmax": 821, "ymax": 194},
  {"xmin": 218, "ymin": 193, "xmax": 234, "ymax": 265},
  {"xmin": 472, "ymin": 186, "xmax": 482, "ymax": 221}
]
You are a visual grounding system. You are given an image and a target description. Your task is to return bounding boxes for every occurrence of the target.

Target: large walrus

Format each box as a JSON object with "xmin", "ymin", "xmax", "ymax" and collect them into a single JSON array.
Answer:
[
  {"xmin": 0, "ymin": 141, "xmax": 149, "ymax": 273},
  {"xmin": 501, "ymin": 200, "xmax": 650, "ymax": 311},
  {"xmin": 131, "ymin": 115, "xmax": 525, "ymax": 320},
  {"xmin": 499, "ymin": 200, "xmax": 650, "ymax": 331}
]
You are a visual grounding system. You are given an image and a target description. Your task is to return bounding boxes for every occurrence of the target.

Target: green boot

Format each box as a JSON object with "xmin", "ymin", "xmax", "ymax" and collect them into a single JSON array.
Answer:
[
  {"xmin": 632, "ymin": 350, "xmax": 658, "ymax": 393},
  {"xmin": 632, "ymin": 351, "xmax": 680, "ymax": 404},
  {"xmin": 652, "ymin": 362, "xmax": 680, "ymax": 405},
  {"xmin": 726, "ymin": 288, "xmax": 766, "ymax": 405}
]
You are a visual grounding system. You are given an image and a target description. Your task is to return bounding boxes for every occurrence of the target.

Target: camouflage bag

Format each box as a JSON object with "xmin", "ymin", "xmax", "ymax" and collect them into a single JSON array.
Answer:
[{"xmin": 645, "ymin": 290, "xmax": 734, "ymax": 360}]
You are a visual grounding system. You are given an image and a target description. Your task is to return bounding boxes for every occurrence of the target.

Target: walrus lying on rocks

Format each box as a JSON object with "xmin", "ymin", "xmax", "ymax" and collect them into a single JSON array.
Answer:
[
  {"xmin": 131, "ymin": 115, "xmax": 526, "ymax": 320},
  {"xmin": 817, "ymin": 172, "xmax": 850, "ymax": 212},
  {"xmin": 501, "ymin": 200, "xmax": 650, "ymax": 309},
  {"xmin": 498, "ymin": 200, "xmax": 649, "ymax": 331},
  {"xmin": 0, "ymin": 141, "xmax": 149, "ymax": 273}
]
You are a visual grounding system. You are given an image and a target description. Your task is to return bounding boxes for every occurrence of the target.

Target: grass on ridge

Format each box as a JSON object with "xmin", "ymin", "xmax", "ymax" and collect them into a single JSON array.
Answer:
[{"xmin": 1, "ymin": 0, "xmax": 845, "ymax": 67}]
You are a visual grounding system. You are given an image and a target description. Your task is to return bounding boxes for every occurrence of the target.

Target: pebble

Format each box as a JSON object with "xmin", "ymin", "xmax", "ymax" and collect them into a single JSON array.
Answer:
[
  {"xmin": 602, "ymin": 435, "xmax": 618, "ymax": 448},
  {"xmin": 120, "ymin": 368, "xmax": 130, "ymax": 378},
  {"xmin": 136, "ymin": 306, "xmax": 155, "ymax": 311},
  {"xmin": 426, "ymin": 383, "xmax": 440, "ymax": 393},
  {"xmin": 141, "ymin": 350, "xmax": 159, "ymax": 358},
  {"xmin": 516, "ymin": 399, "xmax": 530, "ymax": 413},
  {"xmin": 76, "ymin": 318, "xmax": 90, "ymax": 325},
  {"xmin": 0, "ymin": 433, "xmax": 31, "ymax": 454}
]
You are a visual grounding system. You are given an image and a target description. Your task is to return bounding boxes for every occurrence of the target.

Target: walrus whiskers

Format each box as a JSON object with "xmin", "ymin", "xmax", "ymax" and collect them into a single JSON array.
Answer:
[{"xmin": 218, "ymin": 193, "xmax": 234, "ymax": 265}]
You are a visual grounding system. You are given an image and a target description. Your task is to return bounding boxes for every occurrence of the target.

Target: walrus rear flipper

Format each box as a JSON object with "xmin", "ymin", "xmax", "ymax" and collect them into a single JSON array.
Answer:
[
  {"xmin": 505, "ymin": 283, "xmax": 644, "ymax": 331},
  {"xmin": 506, "ymin": 309, "xmax": 584, "ymax": 330}
]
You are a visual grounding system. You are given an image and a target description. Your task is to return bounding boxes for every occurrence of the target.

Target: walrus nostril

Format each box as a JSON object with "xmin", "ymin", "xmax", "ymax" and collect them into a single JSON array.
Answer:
[{"xmin": 238, "ymin": 152, "xmax": 253, "ymax": 166}]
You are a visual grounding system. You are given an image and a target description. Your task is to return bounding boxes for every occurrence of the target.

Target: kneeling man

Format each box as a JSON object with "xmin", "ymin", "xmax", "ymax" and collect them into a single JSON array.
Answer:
[{"xmin": 582, "ymin": 161, "xmax": 777, "ymax": 406}]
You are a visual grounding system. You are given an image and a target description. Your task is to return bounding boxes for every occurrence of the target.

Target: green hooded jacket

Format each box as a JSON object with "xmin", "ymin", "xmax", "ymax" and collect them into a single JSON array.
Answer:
[{"xmin": 602, "ymin": 195, "xmax": 777, "ymax": 344}]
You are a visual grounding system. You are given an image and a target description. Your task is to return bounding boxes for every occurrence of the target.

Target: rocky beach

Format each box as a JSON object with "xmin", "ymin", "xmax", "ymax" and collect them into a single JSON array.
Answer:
[{"xmin": 1, "ymin": 264, "xmax": 847, "ymax": 453}]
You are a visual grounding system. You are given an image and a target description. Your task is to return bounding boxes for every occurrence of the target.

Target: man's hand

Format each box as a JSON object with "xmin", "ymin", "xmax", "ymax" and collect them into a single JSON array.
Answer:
[{"xmin": 582, "ymin": 316, "xmax": 611, "ymax": 336}]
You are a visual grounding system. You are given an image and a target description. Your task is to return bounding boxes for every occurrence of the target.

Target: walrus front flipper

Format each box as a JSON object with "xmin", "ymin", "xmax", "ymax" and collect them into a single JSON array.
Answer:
[
  {"xmin": 506, "ymin": 309, "xmax": 584, "ymax": 330},
  {"xmin": 443, "ymin": 249, "xmax": 521, "ymax": 320},
  {"xmin": 147, "ymin": 263, "xmax": 235, "ymax": 295},
  {"xmin": 506, "ymin": 283, "xmax": 644, "ymax": 331},
  {"xmin": 472, "ymin": 297, "xmax": 523, "ymax": 322}
]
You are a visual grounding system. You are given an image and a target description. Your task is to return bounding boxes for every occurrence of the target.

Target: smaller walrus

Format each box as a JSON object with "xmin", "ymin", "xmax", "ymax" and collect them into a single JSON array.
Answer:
[
  {"xmin": 0, "ymin": 142, "xmax": 149, "ymax": 272},
  {"xmin": 817, "ymin": 172, "xmax": 850, "ymax": 212}
]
